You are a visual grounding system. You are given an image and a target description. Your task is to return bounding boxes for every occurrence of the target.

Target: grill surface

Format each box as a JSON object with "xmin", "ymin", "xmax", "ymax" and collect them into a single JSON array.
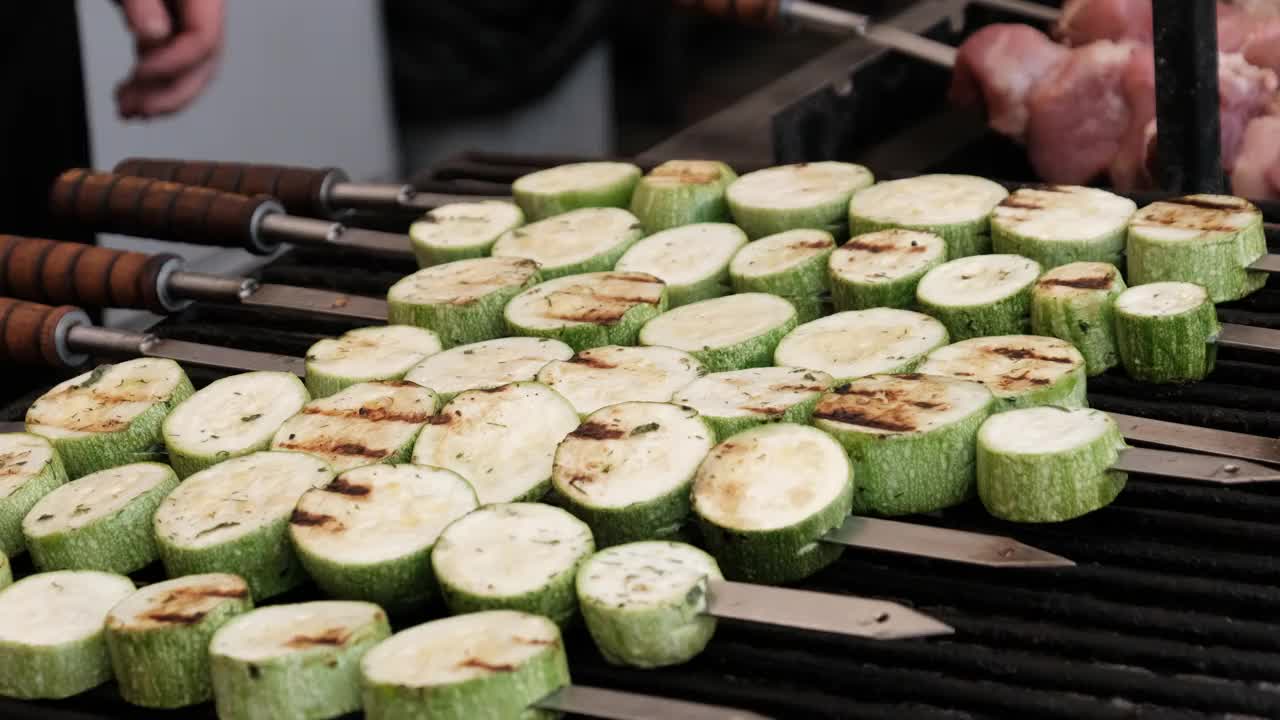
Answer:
[{"xmin": 5, "ymin": 8, "xmax": 1280, "ymax": 718}]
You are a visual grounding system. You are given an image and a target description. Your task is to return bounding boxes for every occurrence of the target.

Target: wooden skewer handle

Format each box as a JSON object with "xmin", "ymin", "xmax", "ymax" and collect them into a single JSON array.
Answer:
[
  {"xmin": 0, "ymin": 297, "xmax": 90, "ymax": 368},
  {"xmin": 114, "ymin": 157, "xmax": 345, "ymax": 220},
  {"xmin": 0, "ymin": 235, "xmax": 181, "ymax": 314}
]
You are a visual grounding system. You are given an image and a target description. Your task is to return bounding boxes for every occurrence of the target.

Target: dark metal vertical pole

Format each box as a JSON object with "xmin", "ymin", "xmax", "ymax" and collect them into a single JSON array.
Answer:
[{"xmin": 1151, "ymin": 0, "xmax": 1224, "ymax": 194}]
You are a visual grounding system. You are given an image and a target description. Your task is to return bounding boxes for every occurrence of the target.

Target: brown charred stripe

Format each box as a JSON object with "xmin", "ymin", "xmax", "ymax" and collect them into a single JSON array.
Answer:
[
  {"xmin": 1038, "ymin": 274, "xmax": 1115, "ymax": 290},
  {"xmin": 567, "ymin": 353, "xmax": 617, "ymax": 369},
  {"xmin": 568, "ymin": 422, "xmax": 625, "ymax": 441},
  {"xmin": 987, "ymin": 346, "xmax": 1074, "ymax": 364},
  {"xmin": 301, "ymin": 404, "xmax": 432, "ymax": 424},
  {"xmin": 289, "ymin": 508, "xmax": 343, "ymax": 528},
  {"xmin": 323, "ymin": 476, "xmax": 372, "ymax": 497},
  {"xmin": 285, "ymin": 627, "xmax": 351, "ymax": 648},
  {"xmin": 274, "ymin": 439, "xmax": 389, "ymax": 460},
  {"xmin": 139, "ymin": 583, "xmax": 250, "ymax": 625}
]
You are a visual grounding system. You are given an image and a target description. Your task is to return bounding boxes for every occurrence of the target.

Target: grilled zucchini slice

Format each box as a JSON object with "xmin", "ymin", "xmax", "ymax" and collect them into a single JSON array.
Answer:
[
  {"xmin": 727, "ymin": 162, "xmax": 874, "ymax": 239},
  {"xmin": 613, "ymin": 222, "xmax": 747, "ymax": 307},
  {"xmin": 639, "ymin": 293, "xmax": 798, "ymax": 372},
  {"xmin": 773, "ymin": 308, "xmax": 949, "ymax": 384},
  {"xmin": 512, "ymin": 161, "xmax": 642, "ymax": 221},
  {"xmin": 304, "ymin": 325, "xmax": 442, "ymax": 398},
  {"xmin": 629, "ymin": 160, "xmax": 737, "ymax": 233},
  {"xmin": 491, "ymin": 207, "xmax": 644, "ymax": 278},
  {"xmin": 408, "ymin": 200, "xmax": 524, "ymax": 267},
  {"xmin": 1114, "ymin": 281, "xmax": 1220, "ymax": 384},
  {"xmin": 535, "ymin": 345, "xmax": 704, "ymax": 417},
  {"xmin": 848, "ymin": 174, "xmax": 1008, "ymax": 258}
]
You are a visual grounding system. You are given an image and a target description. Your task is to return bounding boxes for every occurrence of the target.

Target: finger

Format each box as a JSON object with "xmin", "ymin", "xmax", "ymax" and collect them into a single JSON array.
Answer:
[
  {"xmin": 120, "ymin": 0, "xmax": 173, "ymax": 43},
  {"xmin": 131, "ymin": 0, "xmax": 225, "ymax": 81},
  {"xmin": 117, "ymin": 56, "xmax": 219, "ymax": 119}
]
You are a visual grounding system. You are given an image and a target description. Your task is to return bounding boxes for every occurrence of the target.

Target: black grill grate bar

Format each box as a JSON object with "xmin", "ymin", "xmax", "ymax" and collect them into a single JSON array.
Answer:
[{"xmin": 1089, "ymin": 395, "xmax": 1280, "ymax": 437}]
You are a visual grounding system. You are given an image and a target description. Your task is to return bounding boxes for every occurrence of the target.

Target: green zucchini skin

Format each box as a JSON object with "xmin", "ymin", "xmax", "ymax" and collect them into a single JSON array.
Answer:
[
  {"xmin": 408, "ymin": 201, "xmax": 525, "ymax": 267},
  {"xmin": 1029, "ymin": 262, "xmax": 1126, "ymax": 376},
  {"xmin": 638, "ymin": 293, "xmax": 799, "ymax": 373},
  {"xmin": 990, "ymin": 185, "xmax": 1136, "ymax": 269},
  {"xmin": 492, "ymin": 207, "xmax": 645, "ymax": 279},
  {"xmin": 829, "ymin": 229, "xmax": 947, "ymax": 311},
  {"xmin": 512, "ymin": 161, "xmax": 642, "ymax": 221},
  {"xmin": 386, "ymin": 258, "xmax": 542, "ymax": 349},
  {"xmin": 813, "ymin": 374, "xmax": 996, "ymax": 516},
  {"xmin": 915, "ymin": 255, "xmax": 1042, "ymax": 341},
  {"xmin": 1114, "ymin": 282, "xmax": 1220, "ymax": 384},
  {"xmin": 504, "ymin": 272, "xmax": 670, "ymax": 352},
  {"xmin": 0, "ymin": 433, "xmax": 67, "ymax": 557},
  {"xmin": 629, "ymin": 160, "xmax": 738, "ymax": 233},
  {"xmin": 729, "ymin": 229, "xmax": 835, "ymax": 324},
  {"xmin": 977, "ymin": 407, "xmax": 1127, "ymax": 523},
  {"xmin": 727, "ymin": 162, "xmax": 874, "ymax": 240},
  {"xmin": 1126, "ymin": 194, "xmax": 1268, "ymax": 302},
  {"xmin": 104, "ymin": 574, "xmax": 253, "ymax": 709},
  {"xmin": 847, "ymin": 174, "xmax": 1008, "ymax": 259},
  {"xmin": 304, "ymin": 326, "xmax": 444, "ymax": 398}
]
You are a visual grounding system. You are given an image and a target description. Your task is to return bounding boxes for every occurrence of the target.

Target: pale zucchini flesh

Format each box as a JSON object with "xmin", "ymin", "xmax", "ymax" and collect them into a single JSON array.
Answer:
[
  {"xmin": 511, "ymin": 161, "xmax": 642, "ymax": 221},
  {"xmin": 729, "ymin": 229, "xmax": 835, "ymax": 322},
  {"xmin": 814, "ymin": 374, "xmax": 996, "ymax": 516},
  {"xmin": 411, "ymin": 382, "xmax": 580, "ymax": 504},
  {"xmin": 504, "ymin": 271, "xmax": 669, "ymax": 351},
  {"xmin": 271, "ymin": 381, "xmax": 438, "ymax": 473},
  {"xmin": 408, "ymin": 200, "xmax": 525, "ymax": 267},
  {"xmin": 290, "ymin": 464, "xmax": 476, "ymax": 613},
  {"xmin": 773, "ymin": 308, "xmax": 949, "ymax": 383},
  {"xmin": 0, "ymin": 432, "xmax": 67, "ymax": 556},
  {"xmin": 639, "ymin": 292, "xmax": 798, "ymax": 372},
  {"xmin": 991, "ymin": 185, "xmax": 1136, "ymax": 269},
  {"xmin": 613, "ymin": 222, "xmax": 747, "ymax": 307},
  {"xmin": 828, "ymin": 229, "xmax": 947, "ymax": 311},
  {"xmin": 671, "ymin": 366, "xmax": 833, "ymax": 440},
  {"xmin": 162, "ymin": 371, "xmax": 310, "ymax": 479},
  {"xmin": 576, "ymin": 541, "xmax": 722, "ymax": 668},
  {"xmin": 491, "ymin": 206, "xmax": 644, "ymax": 278},
  {"xmin": 25, "ymin": 358, "xmax": 192, "ymax": 479},
  {"xmin": 304, "ymin": 325, "xmax": 443, "ymax": 398},
  {"xmin": 917, "ymin": 335, "xmax": 1088, "ymax": 410},
  {"xmin": 404, "ymin": 336, "xmax": 573, "ymax": 403},
  {"xmin": 431, "ymin": 502, "xmax": 594, "ymax": 625},
  {"xmin": 0, "ymin": 570, "xmax": 135, "ymax": 699},
  {"xmin": 360, "ymin": 610, "xmax": 570, "ymax": 720},
  {"xmin": 1114, "ymin": 281, "xmax": 1220, "ymax": 383},
  {"xmin": 629, "ymin": 160, "xmax": 737, "ymax": 233},
  {"xmin": 209, "ymin": 601, "xmax": 391, "ymax": 720},
  {"xmin": 385, "ymin": 257, "xmax": 542, "ymax": 349},
  {"xmin": 727, "ymin": 162, "xmax": 874, "ymax": 239},
  {"xmin": 692, "ymin": 423, "xmax": 853, "ymax": 584},
  {"xmin": 104, "ymin": 573, "xmax": 253, "ymax": 708},
  {"xmin": 848, "ymin": 174, "xmax": 1009, "ymax": 258},
  {"xmin": 22, "ymin": 462, "xmax": 178, "ymax": 574},
  {"xmin": 915, "ymin": 254, "xmax": 1042, "ymax": 340},
  {"xmin": 535, "ymin": 345, "xmax": 705, "ymax": 417},
  {"xmin": 154, "ymin": 451, "xmax": 335, "ymax": 600},
  {"xmin": 977, "ymin": 407, "xmax": 1127, "ymax": 522},
  {"xmin": 1030, "ymin": 261, "xmax": 1127, "ymax": 376},
  {"xmin": 552, "ymin": 402, "xmax": 715, "ymax": 546}
]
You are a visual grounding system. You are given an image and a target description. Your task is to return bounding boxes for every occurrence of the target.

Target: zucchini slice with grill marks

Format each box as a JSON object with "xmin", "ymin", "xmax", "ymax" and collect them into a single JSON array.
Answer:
[
  {"xmin": 104, "ymin": 573, "xmax": 253, "ymax": 709},
  {"xmin": 408, "ymin": 200, "xmax": 525, "ymax": 267},
  {"xmin": 289, "ymin": 464, "xmax": 477, "ymax": 614},
  {"xmin": 813, "ymin": 374, "xmax": 995, "ymax": 516},
  {"xmin": 154, "ymin": 451, "xmax": 334, "ymax": 600},
  {"xmin": 270, "ymin": 381, "xmax": 438, "ymax": 473},
  {"xmin": 917, "ymin": 335, "xmax": 1088, "ymax": 410},
  {"xmin": 552, "ymin": 402, "xmax": 715, "ymax": 546},
  {"xmin": 22, "ymin": 462, "xmax": 178, "ymax": 574},
  {"xmin": 729, "ymin": 228, "xmax": 835, "ymax": 322},
  {"xmin": 1114, "ymin": 281, "xmax": 1220, "ymax": 384},
  {"xmin": 639, "ymin": 292, "xmax": 798, "ymax": 372},
  {"xmin": 977, "ymin": 406, "xmax": 1127, "ymax": 522},
  {"xmin": 505, "ymin": 271, "xmax": 669, "ymax": 351},
  {"xmin": 0, "ymin": 432, "xmax": 67, "ymax": 556},
  {"xmin": 848, "ymin": 174, "xmax": 1009, "ymax": 258},
  {"xmin": 491, "ymin": 207, "xmax": 644, "ymax": 278},
  {"xmin": 916, "ymin": 254, "xmax": 1042, "ymax": 341},
  {"xmin": 773, "ymin": 308, "xmax": 949, "ymax": 384},
  {"xmin": 829, "ymin": 229, "xmax": 946, "ymax": 311},
  {"xmin": 431, "ymin": 502, "xmax": 594, "ymax": 625},
  {"xmin": 991, "ymin": 185, "xmax": 1136, "ymax": 269},
  {"xmin": 613, "ymin": 222, "xmax": 747, "ymax": 307},
  {"xmin": 404, "ymin": 336, "xmax": 573, "ymax": 404},
  {"xmin": 535, "ymin": 345, "xmax": 704, "ymax": 417},
  {"xmin": 629, "ymin": 160, "xmax": 737, "ymax": 233},
  {"xmin": 304, "ymin": 325, "xmax": 442, "ymax": 398},
  {"xmin": 512, "ymin": 161, "xmax": 642, "ymax": 221},
  {"xmin": 727, "ymin": 162, "xmax": 874, "ymax": 240},
  {"xmin": 25, "ymin": 358, "xmax": 192, "ymax": 479},
  {"xmin": 1030, "ymin": 261, "xmax": 1127, "ymax": 376},
  {"xmin": 671, "ymin": 366, "xmax": 833, "ymax": 440},
  {"xmin": 411, "ymin": 382, "xmax": 580, "ymax": 505},
  {"xmin": 386, "ymin": 257, "xmax": 541, "ymax": 349}
]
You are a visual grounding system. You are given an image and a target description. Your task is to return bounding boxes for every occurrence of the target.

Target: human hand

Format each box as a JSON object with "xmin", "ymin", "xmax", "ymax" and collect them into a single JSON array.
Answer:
[{"xmin": 116, "ymin": 0, "xmax": 226, "ymax": 119}]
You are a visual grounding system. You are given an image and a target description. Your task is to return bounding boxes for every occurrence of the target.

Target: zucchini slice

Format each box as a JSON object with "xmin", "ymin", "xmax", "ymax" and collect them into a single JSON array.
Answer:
[
  {"xmin": 270, "ymin": 381, "xmax": 439, "ymax": 473},
  {"xmin": 360, "ymin": 610, "xmax": 570, "ymax": 720},
  {"xmin": 691, "ymin": 423, "xmax": 853, "ymax": 584},
  {"xmin": 727, "ymin": 162, "xmax": 874, "ymax": 239},
  {"xmin": 25, "ymin": 358, "xmax": 193, "ymax": 479},
  {"xmin": 431, "ymin": 502, "xmax": 594, "ymax": 625},
  {"xmin": 411, "ymin": 382, "xmax": 580, "ymax": 504},
  {"xmin": 613, "ymin": 222, "xmax": 747, "ymax": 307},
  {"xmin": 0, "ymin": 570, "xmax": 135, "ymax": 699},
  {"xmin": 576, "ymin": 541, "xmax": 722, "ymax": 668},
  {"xmin": 304, "ymin": 325, "xmax": 443, "ymax": 398},
  {"xmin": 977, "ymin": 406, "xmax": 1127, "ymax": 522},
  {"xmin": 1114, "ymin": 281, "xmax": 1220, "ymax": 384},
  {"xmin": 162, "ymin": 371, "xmax": 310, "ymax": 479},
  {"xmin": 848, "ymin": 174, "xmax": 1009, "ymax": 258},
  {"xmin": 154, "ymin": 451, "xmax": 334, "ymax": 600},
  {"xmin": 104, "ymin": 573, "xmax": 253, "ymax": 708},
  {"xmin": 639, "ymin": 292, "xmax": 798, "ymax": 372},
  {"xmin": 408, "ymin": 200, "xmax": 525, "ymax": 267},
  {"xmin": 813, "ymin": 374, "xmax": 996, "ymax": 516},
  {"xmin": 551, "ymin": 402, "xmax": 715, "ymax": 546},
  {"xmin": 670, "ymin": 366, "xmax": 833, "ymax": 441},
  {"xmin": 1126, "ymin": 194, "xmax": 1268, "ymax": 302},
  {"xmin": 729, "ymin": 229, "xmax": 835, "ymax": 322},
  {"xmin": 916, "ymin": 254, "xmax": 1042, "ymax": 340},
  {"xmin": 917, "ymin": 335, "xmax": 1088, "ymax": 410},
  {"xmin": 991, "ymin": 185, "xmax": 1136, "ymax": 269},
  {"xmin": 491, "ymin": 207, "xmax": 644, "ymax": 278},
  {"xmin": 504, "ymin": 271, "xmax": 668, "ymax": 351},
  {"xmin": 1030, "ymin": 261, "xmax": 1127, "ymax": 376},
  {"xmin": 0, "ymin": 432, "xmax": 67, "ymax": 556},
  {"xmin": 629, "ymin": 160, "xmax": 737, "ymax": 233},
  {"xmin": 209, "ymin": 601, "xmax": 391, "ymax": 720},
  {"xmin": 386, "ymin": 257, "xmax": 541, "ymax": 349},
  {"xmin": 290, "ymin": 464, "xmax": 477, "ymax": 614},
  {"xmin": 511, "ymin": 161, "xmax": 642, "ymax": 221},
  {"xmin": 404, "ymin": 337, "xmax": 574, "ymax": 404},
  {"xmin": 829, "ymin": 229, "xmax": 947, "ymax": 311},
  {"xmin": 535, "ymin": 345, "xmax": 705, "ymax": 417},
  {"xmin": 773, "ymin": 308, "xmax": 949, "ymax": 384},
  {"xmin": 22, "ymin": 462, "xmax": 178, "ymax": 574}
]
